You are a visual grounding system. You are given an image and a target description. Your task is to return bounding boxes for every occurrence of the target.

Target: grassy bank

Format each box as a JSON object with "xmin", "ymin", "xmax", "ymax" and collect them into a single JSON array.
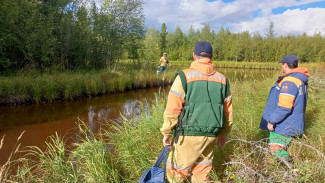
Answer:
[
  {"xmin": 1, "ymin": 61, "xmax": 323, "ymax": 105},
  {"xmin": 1, "ymin": 69, "xmax": 324, "ymax": 182},
  {"xmin": 173, "ymin": 60, "xmax": 325, "ymax": 70},
  {"xmin": 0, "ymin": 65, "xmax": 180, "ymax": 105}
]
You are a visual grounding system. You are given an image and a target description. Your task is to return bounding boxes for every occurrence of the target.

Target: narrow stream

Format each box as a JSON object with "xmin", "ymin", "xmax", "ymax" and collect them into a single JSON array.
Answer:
[
  {"xmin": 0, "ymin": 87, "xmax": 168, "ymax": 165},
  {"xmin": 0, "ymin": 68, "xmax": 280, "ymax": 165}
]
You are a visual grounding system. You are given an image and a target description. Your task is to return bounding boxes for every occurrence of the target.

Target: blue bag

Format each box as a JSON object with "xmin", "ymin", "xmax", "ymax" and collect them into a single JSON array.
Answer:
[{"xmin": 138, "ymin": 146, "xmax": 170, "ymax": 183}]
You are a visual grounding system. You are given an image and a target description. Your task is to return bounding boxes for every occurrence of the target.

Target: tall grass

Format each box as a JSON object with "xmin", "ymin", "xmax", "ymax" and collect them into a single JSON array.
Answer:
[
  {"xmin": 3, "ymin": 123, "xmax": 121, "ymax": 183},
  {"xmin": 0, "ymin": 131, "xmax": 25, "ymax": 182},
  {"xmin": 104, "ymin": 94, "xmax": 168, "ymax": 182},
  {"xmin": 172, "ymin": 60, "xmax": 325, "ymax": 70},
  {"xmin": 0, "ymin": 65, "xmax": 178, "ymax": 105},
  {"xmin": 1, "ymin": 69, "xmax": 324, "ymax": 182}
]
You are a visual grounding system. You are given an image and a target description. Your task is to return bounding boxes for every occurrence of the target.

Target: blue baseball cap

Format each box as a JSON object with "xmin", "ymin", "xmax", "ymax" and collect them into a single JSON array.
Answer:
[
  {"xmin": 279, "ymin": 54, "xmax": 298, "ymax": 65},
  {"xmin": 194, "ymin": 41, "xmax": 213, "ymax": 57}
]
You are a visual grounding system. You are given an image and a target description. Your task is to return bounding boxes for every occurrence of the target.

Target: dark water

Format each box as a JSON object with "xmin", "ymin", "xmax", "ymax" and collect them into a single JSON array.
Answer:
[
  {"xmin": 0, "ymin": 68, "xmax": 279, "ymax": 165},
  {"xmin": 0, "ymin": 87, "xmax": 169, "ymax": 165}
]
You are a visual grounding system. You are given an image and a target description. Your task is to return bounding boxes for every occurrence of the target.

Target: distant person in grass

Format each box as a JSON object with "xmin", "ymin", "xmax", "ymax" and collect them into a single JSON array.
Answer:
[
  {"xmin": 157, "ymin": 52, "xmax": 169, "ymax": 74},
  {"xmin": 160, "ymin": 41, "xmax": 233, "ymax": 182},
  {"xmin": 259, "ymin": 54, "xmax": 310, "ymax": 169}
]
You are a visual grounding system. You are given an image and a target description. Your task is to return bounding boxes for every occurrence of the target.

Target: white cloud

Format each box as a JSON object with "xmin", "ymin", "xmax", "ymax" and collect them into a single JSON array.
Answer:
[
  {"xmin": 234, "ymin": 8, "xmax": 325, "ymax": 36},
  {"xmin": 143, "ymin": 0, "xmax": 256, "ymax": 31},
  {"xmin": 143, "ymin": 0, "xmax": 325, "ymax": 36}
]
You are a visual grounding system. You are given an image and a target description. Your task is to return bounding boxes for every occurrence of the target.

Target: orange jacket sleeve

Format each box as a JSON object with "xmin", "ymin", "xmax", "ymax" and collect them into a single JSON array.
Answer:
[{"xmin": 160, "ymin": 76, "xmax": 185, "ymax": 137}]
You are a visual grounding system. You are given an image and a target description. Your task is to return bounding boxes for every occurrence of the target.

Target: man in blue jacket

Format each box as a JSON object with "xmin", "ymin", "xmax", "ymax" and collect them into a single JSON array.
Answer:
[{"xmin": 260, "ymin": 54, "xmax": 310, "ymax": 168}]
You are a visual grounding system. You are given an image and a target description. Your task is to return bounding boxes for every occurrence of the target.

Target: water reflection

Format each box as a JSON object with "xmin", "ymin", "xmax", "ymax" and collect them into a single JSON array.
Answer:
[
  {"xmin": 122, "ymin": 100, "xmax": 142, "ymax": 120},
  {"xmin": 88, "ymin": 106, "xmax": 96, "ymax": 132},
  {"xmin": 0, "ymin": 87, "xmax": 163, "ymax": 165}
]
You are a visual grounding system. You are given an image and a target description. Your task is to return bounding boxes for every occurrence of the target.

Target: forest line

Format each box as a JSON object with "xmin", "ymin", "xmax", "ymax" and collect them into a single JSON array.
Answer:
[{"xmin": 1, "ymin": 0, "xmax": 325, "ymax": 76}]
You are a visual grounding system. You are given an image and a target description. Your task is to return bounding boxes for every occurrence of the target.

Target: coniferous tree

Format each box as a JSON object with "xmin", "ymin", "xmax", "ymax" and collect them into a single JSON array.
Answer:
[
  {"xmin": 167, "ymin": 26, "xmax": 185, "ymax": 60},
  {"xmin": 265, "ymin": 21, "xmax": 277, "ymax": 39},
  {"xmin": 201, "ymin": 24, "xmax": 214, "ymax": 43},
  {"xmin": 160, "ymin": 23, "xmax": 168, "ymax": 55}
]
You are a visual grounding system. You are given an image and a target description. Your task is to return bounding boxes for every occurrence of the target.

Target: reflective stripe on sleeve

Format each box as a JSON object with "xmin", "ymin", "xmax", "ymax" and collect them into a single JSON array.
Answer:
[
  {"xmin": 170, "ymin": 89, "xmax": 185, "ymax": 98},
  {"xmin": 224, "ymin": 95, "xmax": 232, "ymax": 102}
]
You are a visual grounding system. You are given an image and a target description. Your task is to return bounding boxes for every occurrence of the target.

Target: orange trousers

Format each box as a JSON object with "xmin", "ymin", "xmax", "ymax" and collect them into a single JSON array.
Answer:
[{"xmin": 166, "ymin": 136, "xmax": 217, "ymax": 183}]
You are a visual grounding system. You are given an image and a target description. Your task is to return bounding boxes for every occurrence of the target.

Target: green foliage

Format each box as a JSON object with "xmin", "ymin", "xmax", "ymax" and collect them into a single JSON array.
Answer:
[
  {"xmin": 201, "ymin": 24, "xmax": 215, "ymax": 43},
  {"xmin": 106, "ymin": 99, "xmax": 166, "ymax": 181},
  {"xmin": 171, "ymin": 60, "xmax": 323, "ymax": 70},
  {"xmin": 0, "ymin": 62, "xmax": 178, "ymax": 104},
  {"xmin": 166, "ymin": 26, "xmax": 187, "ymax": 60},
  {"xmin": 0, "ymin": 0, "xmax": 145, "ymax": 74},
  {"xmin": 147, "ymin": 24, "xmax": 325, "ymax": 63},
  {"xmin": 71, "ymin": 123, "xmax": 120, "ymax": 182},
  {"xmin": 1, "ymin": 61, "xmax": 322, "ymax": 105},
  {"xmin": 3, "ymin": 124, "xmax": 120, "ymax": 182},
  {"xmin": 143, "ymin": 26, "xmax": 161, "ymax": 66},
  {"xmin": 160, "ymin": 23, "xmax": 168, "ymax": 55},
  {"xmin": 2, "ymin": 0, "xmax": 325, "ymax": 75}
]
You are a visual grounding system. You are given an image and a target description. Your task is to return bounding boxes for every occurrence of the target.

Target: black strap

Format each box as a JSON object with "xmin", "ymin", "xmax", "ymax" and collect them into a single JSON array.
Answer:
[
  {"xmin": 176, "ymin": 71, "xmax": 187, "ymax": 94},
  {"xmin": 174, "ymin": 102, "xmax": 189, "ymax": 144},
  {"xmin": 174, "ymin": 71, "xmax": 187, "ymax": 144}
]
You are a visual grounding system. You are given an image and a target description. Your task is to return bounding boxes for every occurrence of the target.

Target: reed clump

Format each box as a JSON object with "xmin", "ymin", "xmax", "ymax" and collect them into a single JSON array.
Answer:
[{"xmin": 0, "ymin": 131, "xmax": 25, "ymax": 182}]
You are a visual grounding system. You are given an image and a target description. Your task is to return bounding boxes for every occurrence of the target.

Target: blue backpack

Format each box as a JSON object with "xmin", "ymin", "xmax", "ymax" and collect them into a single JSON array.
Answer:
[{"xmin": 138, "ymin": 146, "xmax": 170, "ymax": 183}]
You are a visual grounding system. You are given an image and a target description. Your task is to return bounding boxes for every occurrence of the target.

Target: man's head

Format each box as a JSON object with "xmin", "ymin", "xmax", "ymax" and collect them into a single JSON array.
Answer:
[
  {"xmin": 279, "ymin": 54, "xmax": 299, "ymax": 74},
  {"xmin": 193, "ymin": 41, "xmax": 213, "ymax": 59}
]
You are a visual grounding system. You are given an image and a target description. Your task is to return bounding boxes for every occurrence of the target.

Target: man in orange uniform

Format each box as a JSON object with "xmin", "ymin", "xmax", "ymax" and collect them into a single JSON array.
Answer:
[
  {"xmin": 160, "ymin": 41, "xmax": 233, "ymax": 182},
  {"xmin": 157, "ymin": 52, "xmax": 169, "ymax": 74}
]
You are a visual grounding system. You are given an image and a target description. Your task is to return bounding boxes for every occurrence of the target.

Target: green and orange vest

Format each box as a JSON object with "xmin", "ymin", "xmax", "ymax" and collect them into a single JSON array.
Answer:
[{"xmin": 174, "ymin": 69, "xmax": 231, "ymax": 137}]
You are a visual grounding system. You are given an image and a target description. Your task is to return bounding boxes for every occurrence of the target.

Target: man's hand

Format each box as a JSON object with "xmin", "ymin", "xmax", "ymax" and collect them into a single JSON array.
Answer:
[
  {"xmin": 217, "ymin": 134, "xmax": 226, "ymax": 147},
  {"xmin": 267, "ymin": 122, "xmax": 275, "ymax": 131},
  {"xmin": 163, "ymin": 136, "xmax": 172, "ymax": 146}
]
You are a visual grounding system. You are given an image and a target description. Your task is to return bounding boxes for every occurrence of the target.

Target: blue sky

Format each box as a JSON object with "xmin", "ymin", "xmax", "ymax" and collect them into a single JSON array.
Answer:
[{"xmin": 143, "ymin": 0, "xmax": 325, "ymax": 36}]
